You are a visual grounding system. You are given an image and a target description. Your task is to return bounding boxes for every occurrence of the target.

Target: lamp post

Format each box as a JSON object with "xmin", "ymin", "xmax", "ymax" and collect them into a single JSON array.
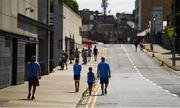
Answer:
[
  {"xmin": 172, "ymin": 0, "xmax": 176, "ymax": 66},
  {"xmin": 151, "ymin": 16, "xmax": 156, "ymax": 57},
  {"xmin": 147, "ymin": 22, "xmax": 152, "ymax": 50}
]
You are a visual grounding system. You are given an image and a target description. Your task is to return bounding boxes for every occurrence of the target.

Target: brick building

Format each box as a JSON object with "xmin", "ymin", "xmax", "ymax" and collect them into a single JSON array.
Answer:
[{"xmin": 135, "ymin": 0, "xmax": 172, "ymax": 32}]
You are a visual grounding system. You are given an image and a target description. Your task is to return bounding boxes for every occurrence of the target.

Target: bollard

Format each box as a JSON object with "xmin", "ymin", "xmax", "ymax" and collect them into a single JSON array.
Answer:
[{"xmin": 160, "ymin": 61, "xmax": 164, "ymax": 66}]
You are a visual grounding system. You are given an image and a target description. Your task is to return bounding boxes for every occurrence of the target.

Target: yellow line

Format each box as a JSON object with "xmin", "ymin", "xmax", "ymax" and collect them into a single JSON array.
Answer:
[
  {"xmin": 86, "ymin": 47, "xmax": 108, "ymax": 108},
  {"xmin": 85, "ymin": 81, "xmax": 100, "ymax": 108},
  {"xmin": 91, "ymin": 85, "xmax": 100, "ymax": 108}
]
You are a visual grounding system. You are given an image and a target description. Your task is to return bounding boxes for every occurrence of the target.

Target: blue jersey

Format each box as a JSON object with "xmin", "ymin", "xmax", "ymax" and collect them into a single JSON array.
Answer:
[
  {"xmin": 98, "ymin": 61, "xmax": 110, "ymax": 78},
  {"xmin": 87, "ymin": 72, "xmax": 95, "ymax": 83},
  {"xmin": 28, "ymin": 61, "xmax": 40, "ymax": 78},
  {"xmin": 88, "ymin": 48, "xmax": 92, "ymax": 55},
  {"xmin": 73, "ymin": 63, "xmax": 82, "ymax": 75}
]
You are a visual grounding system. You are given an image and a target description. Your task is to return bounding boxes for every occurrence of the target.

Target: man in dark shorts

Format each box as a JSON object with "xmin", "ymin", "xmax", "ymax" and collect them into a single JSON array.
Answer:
[
  {"xmin": 73, "ymin": 59, "xmax": 82, "ymax": 92},
  {"xmin": 93, "ymin": 46, "xmax": 98, "ymax": 61},
  {"xmin": 97, "ymin": 57, "xmax": 111, "ymax": 95},
  {"xmin": 62, "ymin": 51, "xmax": 68, "ymax": 70},
  {"xmin": 27, "ymin": 56, "xmax": 41, "ymax": 100}
]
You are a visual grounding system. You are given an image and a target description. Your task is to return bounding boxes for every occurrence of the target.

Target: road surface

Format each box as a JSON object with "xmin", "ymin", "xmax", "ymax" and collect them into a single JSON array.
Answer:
[{"xmin": 86, "ymin": 44, "xmax": 180, "ymax": 108}]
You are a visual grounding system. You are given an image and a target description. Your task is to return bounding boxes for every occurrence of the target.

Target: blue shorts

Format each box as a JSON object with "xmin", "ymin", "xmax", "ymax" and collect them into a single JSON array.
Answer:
[
  {"xmin": 74, "ymin": 75, "xmax": 80, "ymax": 80},
  {"xmin": 100, "ymin": 78, "xmax": 109, "ymax": 84},
  {"xmin": 88, "ymin": 83, "xmax": 93, "ymax": 87}
]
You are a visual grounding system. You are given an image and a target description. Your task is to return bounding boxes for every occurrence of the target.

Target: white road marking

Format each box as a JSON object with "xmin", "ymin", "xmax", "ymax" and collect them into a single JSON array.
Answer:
[{"xmin": 122, "ymin": 45, "xmax": 177, "ymax": 97}]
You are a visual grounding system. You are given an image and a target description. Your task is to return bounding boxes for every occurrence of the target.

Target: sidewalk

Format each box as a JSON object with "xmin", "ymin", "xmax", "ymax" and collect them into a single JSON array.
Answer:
[
  {"xmin": 144, "ymin": 44, "xmax": 180, "ymax": 71},
  {"xmin": 0, "ymin": 46, "xmax": 104, "ymax": 107}
]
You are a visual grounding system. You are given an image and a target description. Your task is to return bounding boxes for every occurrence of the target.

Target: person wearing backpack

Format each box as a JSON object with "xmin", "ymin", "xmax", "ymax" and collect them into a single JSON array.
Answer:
[{"xmin": 87, "ymin": 67, "xmax": 95, "ymax": 95}]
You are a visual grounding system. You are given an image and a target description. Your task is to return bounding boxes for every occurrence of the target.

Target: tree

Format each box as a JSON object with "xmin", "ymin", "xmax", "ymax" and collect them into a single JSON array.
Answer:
[
  {"xmin": 63, "ymin": 0, "xmax": 79, "ymax": 14},
  {"xmin": 165, "ymin": 26, "xmax": 175, "ymax": 40}
]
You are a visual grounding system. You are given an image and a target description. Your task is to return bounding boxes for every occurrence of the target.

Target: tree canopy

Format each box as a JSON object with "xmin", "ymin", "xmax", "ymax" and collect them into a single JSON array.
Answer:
[
  {"xmin": 63, "ymin": 0, "xmax": 79, "ymax": 14},
  {"xmin": 165, "ymin": 26, "xmax": 175, "ymax": 40}
]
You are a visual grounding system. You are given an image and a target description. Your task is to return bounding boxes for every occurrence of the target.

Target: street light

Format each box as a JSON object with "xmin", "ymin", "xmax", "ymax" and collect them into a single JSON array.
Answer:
[
  {"xmin": 172, "ymin": 0, "xmax": 176, "ymax": 66},
  {"xmin": 151, "ymin": 16, "xmax": 156, "ymax": 57}
]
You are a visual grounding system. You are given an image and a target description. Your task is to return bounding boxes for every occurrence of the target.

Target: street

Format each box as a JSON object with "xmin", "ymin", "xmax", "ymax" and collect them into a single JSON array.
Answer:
[
  {"xmin": 86, "ymin": 44, "xmax": 180, "ymax": 107},
  {"xmin": 1, "ymin": 0, "xmax": 180, "ymax": 107}
]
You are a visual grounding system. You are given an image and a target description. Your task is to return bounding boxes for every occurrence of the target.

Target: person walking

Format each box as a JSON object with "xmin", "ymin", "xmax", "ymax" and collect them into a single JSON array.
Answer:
[
  {"xmin": 27, "ymin": 56, "xmax": 41, "ymax": 100},
  {"xmin": 62, "ymin": 51, "xmax": 68, "ymax": 70},
  {"xmin": 97, "ymin": 57, "xmax": 111, "ymax": 95},
  {"xmin": 82, "ymin": 48, "xmax": 88, "ymax": 64},
  {"xmin": 74, "ymin": 48, "xmax": 80, "ymax": 61},
  {"xmin": 88, "ymin": 47, "xmax": 92, "ymax": 62},
  {"xmin": 93, "ymin": 46, "xmax": 98, "ymax": 61},
  {"xmin": 87, "ymin": 67, "xmax": 95, "ymax": 95},
  {"xmin": 69, "ymin": 48, "xmax": 74, "ymax": 64},
  {"xmin": 73, "ymin": 59, "xmax": 82, "ymax": 92},
  {"xmin": 134, "ymin": 40, "xmax": 139, "ymax": 52}
]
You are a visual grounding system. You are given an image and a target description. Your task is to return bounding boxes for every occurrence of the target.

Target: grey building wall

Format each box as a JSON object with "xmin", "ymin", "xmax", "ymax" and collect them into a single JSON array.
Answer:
[
  {"xmin": 17, "ymin": 41, "xmax": 26, "ymax": 84},
  {"xmin": 52, "ymin": 0, "xmax": 82, "ymax": 67},
  {"xmin": 0, "ymin": 0, "xmax": 38, "ymax": 37},
  {"xmin": 38, "ymin": 0, "xmax": 50, "ymax": 75},
  {"xmin": 0, "ymin": 0, "xmax": 38, "ymax": 88},
  {"xmin": 0, "ymin": 36, "xmax": 12, "ymax": 88},
  {"xmin": 53, "ymin": 0, "xmax": 63, "ymax": 66}
]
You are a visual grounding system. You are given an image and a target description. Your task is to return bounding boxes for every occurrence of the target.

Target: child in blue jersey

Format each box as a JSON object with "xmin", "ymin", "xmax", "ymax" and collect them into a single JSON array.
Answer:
[
  {"xmin": 27, "ymin": 55, "xmax": 41, "ymax": 100},
  {"xmin": 87, "ymin": 67, "xmax": 95, "ymax": 95},
  {"xmin": 73, "ymin": 59, "xmax": 82, "ymax": 92}
]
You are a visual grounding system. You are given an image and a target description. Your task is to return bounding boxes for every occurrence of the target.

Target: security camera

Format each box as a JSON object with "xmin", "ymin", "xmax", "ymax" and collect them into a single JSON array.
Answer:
[
  {"xmin": 26, "ymin": 7, "xmax": 34, "ymax": 13},
  {"xmin": 30, "ymin": 8, "xmax": 34, "ymax": 12}
]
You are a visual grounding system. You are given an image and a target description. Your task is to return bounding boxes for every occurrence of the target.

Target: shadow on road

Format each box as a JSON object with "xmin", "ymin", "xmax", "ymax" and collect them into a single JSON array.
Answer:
[
  {"xmin": 65, "ymin": 91, "xmax": 77, "ymax": 93},
  {"xmin": 91, "ymin": 94, "xmax": 103, "ymax": 96}
]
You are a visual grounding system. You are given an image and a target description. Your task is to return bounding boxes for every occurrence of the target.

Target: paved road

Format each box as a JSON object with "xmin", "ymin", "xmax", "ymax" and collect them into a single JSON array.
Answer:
[{"xmin": 88, "ymin": 44, "xmax": 180, "ymax": 108}]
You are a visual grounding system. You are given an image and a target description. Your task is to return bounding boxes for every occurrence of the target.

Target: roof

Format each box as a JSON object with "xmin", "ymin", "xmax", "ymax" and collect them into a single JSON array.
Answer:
[{"xmin": 82, "ymin": 38, "xmax": 96, "ymax": 44}]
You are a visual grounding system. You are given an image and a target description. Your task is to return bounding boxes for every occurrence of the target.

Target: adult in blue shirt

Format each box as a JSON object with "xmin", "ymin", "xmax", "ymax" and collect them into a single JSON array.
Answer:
[
  {"xmin": 73, "ymin": 59, "xmax": 82, "ymax": 92},
  {"xmin": 27, "ymin": 56, "xmax": 41, "ymax": 100},
  {"xmin": 97, "ymin": 57, "xmax": 111, "ymax": 95}
]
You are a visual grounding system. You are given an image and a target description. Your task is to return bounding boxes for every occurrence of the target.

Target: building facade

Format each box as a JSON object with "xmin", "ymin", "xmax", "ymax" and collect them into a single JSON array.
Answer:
[
  {"xmin": 52, "ymin": 0, "xmax": 82, "ymax": 67},
  {"xmin": 116, "ymin": 13, "xmax": 134, "ymax": 25},
  {"xmin": 0, "ymin": 0, "xmax": 50, "ymax": 88},
  {"xmin": 94, "ymin": 15, "xmax": 115, "ymax": 24},
  {"xmin": 90, "ymin": 23, "xmax": 122, "ymax": 44},
  {"xmin": 135, "ymin": 0, "xmax": 172, "ymax": 32},
  {"xmin": 0, "ymin": 0, "xmax": 38, "ymax": 88},
  {"xmin": 37, "ymin": 0, "xmax": 50, "ymax": 75},
  {"xmin": 79, "ymin": 9, "xmax": 95, "ymax": 39}
]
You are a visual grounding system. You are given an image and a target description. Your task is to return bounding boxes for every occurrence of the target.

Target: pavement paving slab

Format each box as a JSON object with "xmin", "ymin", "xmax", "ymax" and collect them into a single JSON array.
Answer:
[
  {"xmin": 0, "ymin": 45, "xmax": 104, "ymax": 108},
  {"xmin": 144, "ymin": 44, "xmax": 180, "ymax": 71}
]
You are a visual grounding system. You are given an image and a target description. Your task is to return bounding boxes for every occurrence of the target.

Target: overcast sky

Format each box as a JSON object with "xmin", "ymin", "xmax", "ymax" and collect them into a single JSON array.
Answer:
[{"xmin": 76, "ymin": 0, "xmax": 135, "ymax": 15}]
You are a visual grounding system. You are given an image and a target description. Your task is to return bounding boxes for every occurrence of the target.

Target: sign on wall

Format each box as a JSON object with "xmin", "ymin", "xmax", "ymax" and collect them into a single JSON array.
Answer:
[{"xmin": 152, "ymin": 6, "xmax": 163, "ymax": 34}]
